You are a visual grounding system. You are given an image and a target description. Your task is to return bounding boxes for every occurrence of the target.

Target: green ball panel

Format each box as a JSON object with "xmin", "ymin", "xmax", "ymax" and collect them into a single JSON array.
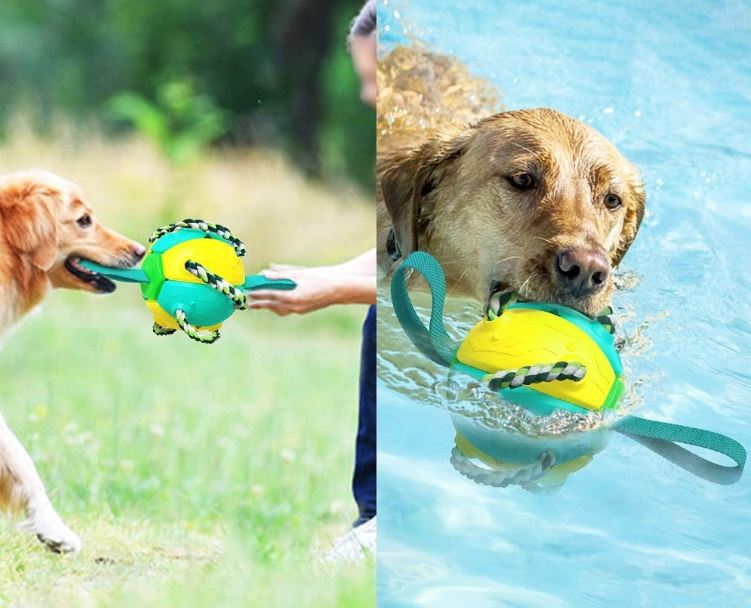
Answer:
[
  {"xmin": 156, "ymin": 281, "xmax": 235, "ymax": 326},
  {"xmin": 140, "ymin": 252, "xmax": 165, "ymax": 300}
]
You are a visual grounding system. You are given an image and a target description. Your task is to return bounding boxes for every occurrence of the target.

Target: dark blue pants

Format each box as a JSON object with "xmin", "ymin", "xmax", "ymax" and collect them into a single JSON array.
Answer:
[{"xmin": 352, "ymin": 305, "xmax": 376, "ymax": 527}]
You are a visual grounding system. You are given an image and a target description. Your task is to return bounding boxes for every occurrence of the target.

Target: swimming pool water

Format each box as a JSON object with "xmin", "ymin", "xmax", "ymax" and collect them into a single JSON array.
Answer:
[{"xmin": 377, "ymin": 1, "xmax": 751, "ymax": 606}]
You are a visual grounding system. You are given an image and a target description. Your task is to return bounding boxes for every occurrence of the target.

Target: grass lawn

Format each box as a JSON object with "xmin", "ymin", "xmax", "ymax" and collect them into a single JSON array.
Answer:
[{"xmin": 0, "ymin": 135, "xmax": 375, "ymax": 607}]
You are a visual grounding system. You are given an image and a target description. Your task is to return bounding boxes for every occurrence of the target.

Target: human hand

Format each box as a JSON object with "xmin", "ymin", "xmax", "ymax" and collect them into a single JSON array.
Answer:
[
  {"xmin": 247, "ymin": 266, "xmax": 375, "ymax": 315},
  {"xmin": 247, "ymin": 268, "xmax": 342, "ymax": 316}
]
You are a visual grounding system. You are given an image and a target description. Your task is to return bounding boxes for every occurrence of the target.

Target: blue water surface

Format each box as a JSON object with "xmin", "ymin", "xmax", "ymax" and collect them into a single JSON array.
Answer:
[{"xmin": 377, "ymin": 1, "xmax": 751, "ymax": 606}]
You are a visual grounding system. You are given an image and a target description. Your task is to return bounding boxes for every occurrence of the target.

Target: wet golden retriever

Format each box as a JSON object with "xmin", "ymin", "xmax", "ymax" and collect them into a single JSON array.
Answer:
[
  {"xmin": 378, "ymin": 48, "xmax": 645, "ymax": 316},
  {"xmin": 0, "ymin": 170, "xmax": 143, "ymax": 552}
]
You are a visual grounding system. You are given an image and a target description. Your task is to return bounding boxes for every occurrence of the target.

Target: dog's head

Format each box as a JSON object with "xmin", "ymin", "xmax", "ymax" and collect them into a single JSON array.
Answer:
[
  {"xmin": 381, "ymin": 108, "xmax": 645, "ymax": 315},
  {"xmin": 0, "ymin": 170, "xmax": 144, "ymax": 294}
]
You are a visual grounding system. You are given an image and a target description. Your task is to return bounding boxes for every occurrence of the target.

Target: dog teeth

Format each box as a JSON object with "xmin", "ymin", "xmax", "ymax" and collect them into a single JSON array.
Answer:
[{"xmin": 68, "ymin": 257, "xmax": 96, "ymax": 276}]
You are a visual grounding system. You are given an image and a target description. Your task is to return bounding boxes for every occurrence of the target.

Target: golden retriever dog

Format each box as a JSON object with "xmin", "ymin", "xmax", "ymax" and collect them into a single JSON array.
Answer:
[
  {"xmin": 0, "ymin": 170, "xmax": 144, "ymax": 552},
  {"xmin": 378, "ymin": 47, "xmax": 645, "ymax": 316}
]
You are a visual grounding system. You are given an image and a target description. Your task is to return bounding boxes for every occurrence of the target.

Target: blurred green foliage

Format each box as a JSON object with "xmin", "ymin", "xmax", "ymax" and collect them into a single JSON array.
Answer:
[
  {"xmin": 109, "ymin": 81, "xmax": 228, "ymax": 164},
  {"xmin": 0, "ymin": 0, "xmax": 375, "ymax": 189}
]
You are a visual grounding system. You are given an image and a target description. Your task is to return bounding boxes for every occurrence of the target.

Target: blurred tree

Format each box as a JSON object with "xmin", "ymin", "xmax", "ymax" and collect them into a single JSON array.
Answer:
[
  {"xmin": 0, "ymin": 0, "xmax": 374, "ymax": 191},
  {"xmin": 109, "ymin": 81, "xmax": 228, "ymax": 165}
]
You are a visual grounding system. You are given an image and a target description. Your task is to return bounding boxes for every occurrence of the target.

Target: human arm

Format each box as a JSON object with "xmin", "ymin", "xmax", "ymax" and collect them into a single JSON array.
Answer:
[{"xmin": 247, "ymin": 249, "xmax": 376, "ymax": 315}]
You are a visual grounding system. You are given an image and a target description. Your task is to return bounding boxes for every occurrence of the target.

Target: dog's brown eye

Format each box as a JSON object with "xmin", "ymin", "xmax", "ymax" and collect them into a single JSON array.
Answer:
[
  {"xmin": 77, "ymin": 214, "xmax": 92, "ymax": 228},
  {"xmin": 604, "ymin": 193, "xmax": 622, "ymax": 210},
  {"xmin": 508, "ymin": 173, "xmax": 536, "ymax": 190}
]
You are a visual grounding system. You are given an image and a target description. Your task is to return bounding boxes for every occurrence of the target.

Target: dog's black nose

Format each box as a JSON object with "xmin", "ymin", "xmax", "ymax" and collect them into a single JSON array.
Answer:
[{"xmin": 555, "ymin": 248, "xmax": 609, "ymax": 297}]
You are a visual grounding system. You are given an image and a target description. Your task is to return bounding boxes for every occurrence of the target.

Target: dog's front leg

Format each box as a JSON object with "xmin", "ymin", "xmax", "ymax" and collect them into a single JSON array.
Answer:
[{"xmin": 0, "ymin": 412, "xmax": 81, "ymax": 553}]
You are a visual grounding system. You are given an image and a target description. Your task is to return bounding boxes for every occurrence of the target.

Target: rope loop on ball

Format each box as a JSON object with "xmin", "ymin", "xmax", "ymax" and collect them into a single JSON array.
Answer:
[
  {"xmin": 184, "ymin": 260, "xmax": 248, "ymax": 310},
  {"xmin": 149, "ymin": 218, "xmax": 246, "ymax": 257},
  {"xmin": 174, "ymin": 310, "xmax": 221, "ymax": 344},
  {"xmin": 449, "ymin": 446, "xmax": 556, "ymax": 488},
  {"xmin": 484, "ymin": 361, "xmax": 587, "ymax": 390},
  {"xmin": 486, "ymin": 289, "xmax": 615, "ymax": 335},
  {"xmin": 152, "ymin": 323, "xmax": 176, "ymax": 336}
]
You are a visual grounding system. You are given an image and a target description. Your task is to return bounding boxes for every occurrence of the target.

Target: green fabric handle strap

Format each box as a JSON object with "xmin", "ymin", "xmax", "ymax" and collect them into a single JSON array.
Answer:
[
  {"xmin": 80, "ymin": 261, "xmax": 296, "ymax": 291},
  {"xmin": 391, "ymin": 251, "xmax": 746, "ymax": 475},
  {"xmin": 615, "ymin": 415, "xmax": 746, "ymax": 472},
  {"xmin": 390, "ymin": 250, "xmax": 459, "ymax": 367},
  {"xmin": 80, "ymin": 262, "xmax": 148, "ymax": 283},
  {"xmin": 242, "ymin": 275, "xmax": 297, "ymax": 291}
]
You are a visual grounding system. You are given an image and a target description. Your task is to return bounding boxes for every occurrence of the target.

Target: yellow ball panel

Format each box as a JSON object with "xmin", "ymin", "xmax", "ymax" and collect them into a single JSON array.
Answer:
[
  {"xmin": 145, "ymin": 300, "xmax": 179, "ymax": 329},
  {"xmin": 455, "ymin": 433, "xmax": 519, "ymax": 471},
  {"xmin": 160, "ymin": 239, "xmax": 245, "ymax": 285},
  {"xmin": 456, "ymin": 308, "xmax": 615, "ymax": 410},
  {"xmin": 144, "ymin": 300, "xmax": 222, "ymax": 332}
]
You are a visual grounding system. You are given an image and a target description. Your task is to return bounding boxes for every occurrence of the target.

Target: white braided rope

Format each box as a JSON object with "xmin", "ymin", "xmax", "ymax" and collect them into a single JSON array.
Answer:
[
  {"xmin": 184, "ymin": 261, "xmax": 248, "ymax": 310},
  {"xmin": 450, "ymin": 447, "xmax": 556, "ymax": 487},
  {"xmin": 174, "ymin": 309, "xmax": 221, "ymax": 344},
  {"xmin": 149, "ymin": 219, "xmax": 247, "ymax": 257},
  {"xmin": 485, "ymin": 362, "xmax": 586, "ymax": 389}
]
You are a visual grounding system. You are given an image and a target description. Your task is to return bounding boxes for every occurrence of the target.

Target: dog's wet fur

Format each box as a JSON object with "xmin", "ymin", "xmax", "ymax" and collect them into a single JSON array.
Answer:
[{"xmin": 377, "ymin": 47, "xmax": 645, "ymax": 316}]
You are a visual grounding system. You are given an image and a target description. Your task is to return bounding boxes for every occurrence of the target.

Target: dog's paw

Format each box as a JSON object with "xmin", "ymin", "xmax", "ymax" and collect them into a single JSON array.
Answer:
[
  {"xmin": 20, "ymin": 506, "xmax": 82, "ymax": 554},
  {"xmin": 36, "ymin": 529, "xmax": 81, "ymax": 554}
]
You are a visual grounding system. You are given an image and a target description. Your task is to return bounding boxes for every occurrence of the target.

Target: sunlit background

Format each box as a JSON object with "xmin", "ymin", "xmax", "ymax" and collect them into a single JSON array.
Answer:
[{"xmin": 0, "ymin": 1, "xmax": 374, "ymax": 606}]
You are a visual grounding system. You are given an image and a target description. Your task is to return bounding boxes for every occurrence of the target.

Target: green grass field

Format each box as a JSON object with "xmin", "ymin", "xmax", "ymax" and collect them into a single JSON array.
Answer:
[{"xmin": 0, "ymin": 134, "xmax": 374, "ymax": 607}]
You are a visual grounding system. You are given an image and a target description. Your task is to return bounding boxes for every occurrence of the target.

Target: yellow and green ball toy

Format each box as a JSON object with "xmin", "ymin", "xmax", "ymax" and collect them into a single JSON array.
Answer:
[
  {"xmin": 82, "ymin": 219, "xmax": 296, "ymax": 343},
  {"xmin": 391, "ymin": 251, "xmax": 623, "ymax": 416},
  {"xmin": 391, "ymin": 251, "xmax": 747, "ymax": 473},
  {"xmin": 452, "ymin": 294, "xmax": 624, "ymax": 416}
]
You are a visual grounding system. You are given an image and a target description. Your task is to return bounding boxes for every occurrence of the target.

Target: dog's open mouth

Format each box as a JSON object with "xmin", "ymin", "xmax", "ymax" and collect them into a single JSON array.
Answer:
[{"xmin": 64, "ymin": 257, "xmax": 117, "ymax": 294}]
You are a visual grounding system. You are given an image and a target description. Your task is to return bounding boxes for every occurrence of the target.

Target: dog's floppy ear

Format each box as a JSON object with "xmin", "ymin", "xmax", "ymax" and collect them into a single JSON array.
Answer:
[
  {"xmin": 0, "ymin": 180, "xmax": 60, "ymax": 271},
  {"xmin": 611, "ymin": 178, "xmax": 646, "ymax": 267},
  {"xmin": 380, "ymin": 130, "xmax": 472, "ymax": 257}
]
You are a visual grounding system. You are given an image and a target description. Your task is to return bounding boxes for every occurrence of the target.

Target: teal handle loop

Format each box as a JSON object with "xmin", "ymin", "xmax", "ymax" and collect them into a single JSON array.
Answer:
[
  {"xmin": 390, "ymin": 251, "xmax": 459, "ymax": 367},
  {"xmin": 242, "ymin": 276, "xmax": 297, "ymax": 291},
  {"xmin": 614, "ymin": 415, "xmax": 746, "ymax": 473},
  {"xmin": 79, "ymin": 261, "xmax": 148, "ymax": 283}
]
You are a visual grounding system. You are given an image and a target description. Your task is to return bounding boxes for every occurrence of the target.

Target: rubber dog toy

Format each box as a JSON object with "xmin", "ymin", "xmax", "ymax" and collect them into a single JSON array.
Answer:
[
  {"xmin": 390, "ymin": 251, "xmax": 746, "ymax": 473},
  {"xmin": 82, "ymin": 219, "xmax": 296, "ymax": 344},
  {"xmin": 455, "ymin": 294, "xmax": 622, "ymax": 416},
  {"xmin": 391, "ymin": 251, "xmax": 620, "ymax": 416}
]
